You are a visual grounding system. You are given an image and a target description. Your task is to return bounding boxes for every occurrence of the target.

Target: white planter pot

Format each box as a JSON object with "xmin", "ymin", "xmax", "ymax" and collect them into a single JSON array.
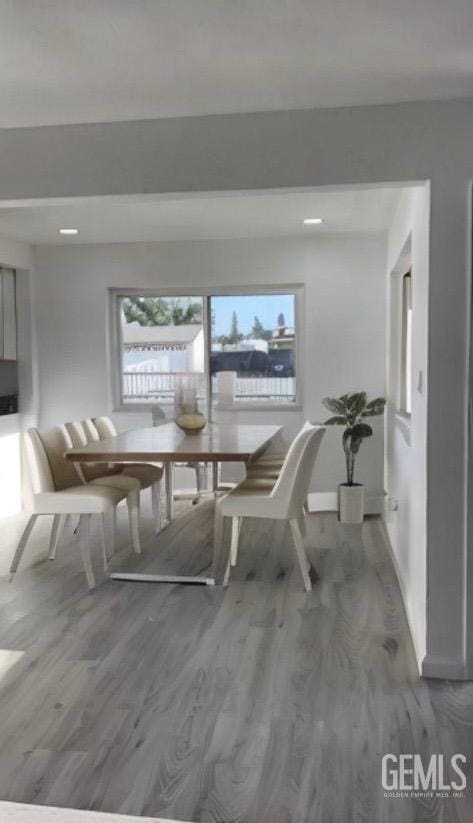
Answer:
[{"xmin": 339, "ymin": 483, "xmax": 364, "ymax": 524}]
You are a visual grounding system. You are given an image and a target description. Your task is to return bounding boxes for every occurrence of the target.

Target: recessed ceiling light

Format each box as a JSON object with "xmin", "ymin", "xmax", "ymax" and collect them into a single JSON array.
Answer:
[
  {"xmin": 303, "ymin": 217, "xmax": 323, "ymax": 225},
  {"xmin": 58, "ymin": 228, "xmax": 79, "ymax": 236}
]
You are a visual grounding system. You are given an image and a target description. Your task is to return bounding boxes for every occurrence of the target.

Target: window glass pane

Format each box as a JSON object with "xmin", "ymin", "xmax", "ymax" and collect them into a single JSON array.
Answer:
[
  {"xmin": 119, "ymin": 295, "xmax": 205, "ymax": 405},
  {"xmin": 210, "ymin": 293, "xmax": 296, "ymax": 403}
]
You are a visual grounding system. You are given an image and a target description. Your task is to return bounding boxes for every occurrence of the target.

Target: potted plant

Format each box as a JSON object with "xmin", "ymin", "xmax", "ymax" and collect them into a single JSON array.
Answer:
[{"xmin": 322, "ymin": 392, "xmax": 386, "ymax": 523}]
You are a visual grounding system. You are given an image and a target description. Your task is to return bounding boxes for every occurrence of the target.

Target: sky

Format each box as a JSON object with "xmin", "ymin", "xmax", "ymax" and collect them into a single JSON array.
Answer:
[{"xmin": 211, "ymin": 294, "xmax": 294, "ymax": 337}]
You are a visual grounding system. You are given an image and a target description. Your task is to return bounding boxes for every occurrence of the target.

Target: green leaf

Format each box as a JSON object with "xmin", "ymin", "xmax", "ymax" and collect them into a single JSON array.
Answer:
[
  {"xmin": 351, "ymin": 422, "xmax": 373, "ymax": 439},
  {"xmin": 342, "ymin": 422, "xmax": 372, "ymax": 456},
  {"xmin": 347, "ymin": 391, "xmax": 367, "ymax": 416},
  {"xmin": 361, "ymin": 397, "xmax": 386, "ymax": 417},
  {"xmin": 346, "ymin": 437, "xmax": 364, "ymax": 455},
  {"xmin": 324, "ymin": 416, "xmax": 346, "ymax": 425},
  {"xmin": 342, "ymin": 428, "xmax": 352, "ymax": 454},
  {"xmin": 322, "ymin": 397, "xmax": 347, "ymax": 416}
]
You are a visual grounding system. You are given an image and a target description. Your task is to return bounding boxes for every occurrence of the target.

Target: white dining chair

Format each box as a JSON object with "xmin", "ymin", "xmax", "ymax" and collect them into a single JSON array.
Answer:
[
  {"xmin": 9, "ymin": 427, "xmax": 130, "ymax": 589},
  {"xmin": 213, "ymin": 423, "xmax": 325, "ymax": 591},
  {"xmin": 88, "ymin": 417, "xmax": 164, "ymax": 532},
  {"xmin": 63, "ymin": 421, "xmax": 142, "ymax": 554}
]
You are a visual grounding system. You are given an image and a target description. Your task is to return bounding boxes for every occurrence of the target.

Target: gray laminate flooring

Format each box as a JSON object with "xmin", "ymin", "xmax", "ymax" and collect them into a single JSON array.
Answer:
[{"xmin": 0, "ymin": 500, "xmax": 472, "ymax": 823}]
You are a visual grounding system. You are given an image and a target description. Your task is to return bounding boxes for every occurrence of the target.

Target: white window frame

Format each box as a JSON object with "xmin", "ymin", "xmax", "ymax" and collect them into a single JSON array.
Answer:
[
  {"xmin": 109, "ymin": 285, "xmax": 304, "ymax": 413},
  {"xmin": 399, "ymin": 270, "xmax": 412, "ymax": 417}
]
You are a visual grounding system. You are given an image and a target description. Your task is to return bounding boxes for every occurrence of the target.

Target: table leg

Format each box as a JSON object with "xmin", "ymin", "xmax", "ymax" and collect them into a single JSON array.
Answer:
[
  {"xmin": 111, "ymin": 572, "xmax": 215, "ymax": 585},
  {"xmin": 212, "ymin": 461, "xmax": 219, "ymax": 496},
  {"xmin": 111, "ymin": 459, "xmax": 215, "ymax": 585},
  {"xmin": 211, "ymin": 500, "xmax": 225, "ymax": 583},
  {"xmin": 165, "ymin": 461, "xmax": 174, "ymax": 522}
]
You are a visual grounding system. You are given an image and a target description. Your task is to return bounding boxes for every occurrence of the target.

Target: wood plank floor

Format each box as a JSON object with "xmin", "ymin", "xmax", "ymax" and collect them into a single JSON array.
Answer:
[
  {"xmin": 0, "ymin": 800, "xmax": 173, "ymax": 822},
  {"xmin": 0, "ymin": 500, "xmax": 472, "ymax": 823}
]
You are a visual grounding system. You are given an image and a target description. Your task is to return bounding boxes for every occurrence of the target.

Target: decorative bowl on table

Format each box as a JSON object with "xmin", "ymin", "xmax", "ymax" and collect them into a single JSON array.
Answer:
[{"xmin": 175, "ymin": 412, "xmax": 207, "ymax": 434}]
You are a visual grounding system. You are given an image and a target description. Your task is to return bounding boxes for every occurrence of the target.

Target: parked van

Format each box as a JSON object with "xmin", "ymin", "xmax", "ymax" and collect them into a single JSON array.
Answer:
[
  {"xmin": 268, "ymin": 349, "xmax": 295, "ymax": 377},
  {"xmin": 210, "ymin": 350, "xmax": 270, "ymax": 376}
]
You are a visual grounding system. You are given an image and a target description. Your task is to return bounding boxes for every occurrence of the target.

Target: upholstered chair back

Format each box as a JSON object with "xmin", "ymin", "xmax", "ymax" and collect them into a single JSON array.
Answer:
[{"xmin": 63, "ymin": 420, "xmax": 118, "ymax": 482}]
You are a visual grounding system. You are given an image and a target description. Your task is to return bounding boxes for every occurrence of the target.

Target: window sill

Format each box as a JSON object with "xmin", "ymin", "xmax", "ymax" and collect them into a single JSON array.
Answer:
[
  {"xmin": 114, "ymin": 402, "xmax": 174, "ymax": 413},
  {"xmin": 215, "ymin": 402, "xmax": 302, "ymax": 412},
  {"xmin": 394, "ymin": 410, "xmax": 412, "ymax": 446}
]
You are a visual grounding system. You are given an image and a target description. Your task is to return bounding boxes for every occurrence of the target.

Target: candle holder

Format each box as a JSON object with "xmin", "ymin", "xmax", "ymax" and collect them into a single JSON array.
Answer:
[{"xmin": 174, "ymin": 375, "xmax": 207, "ymax": 434}]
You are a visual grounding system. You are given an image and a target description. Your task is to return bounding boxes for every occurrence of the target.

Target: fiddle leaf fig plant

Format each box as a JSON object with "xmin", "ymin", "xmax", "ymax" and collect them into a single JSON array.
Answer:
[{"xmin": 322, "ymin": 392, "xmax": 386, "ymax": 486}]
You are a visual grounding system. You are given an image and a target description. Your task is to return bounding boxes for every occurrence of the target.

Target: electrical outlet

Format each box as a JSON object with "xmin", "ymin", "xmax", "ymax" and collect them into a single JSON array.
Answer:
[{"xmin": 384, "ymin": 496, "xmax": 399, "ymax": 518}]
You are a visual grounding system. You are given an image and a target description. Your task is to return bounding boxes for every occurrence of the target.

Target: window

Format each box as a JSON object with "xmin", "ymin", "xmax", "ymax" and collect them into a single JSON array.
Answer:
[
  {"xmin": 399, "ymin": 271, "xmax": 412, "ymax": 415},
  {"xmin": 210, "ymin": 293, "xmax": 296, "ymax": 404},
  {"xmin": 118, "ymin": 295, "xmax": 205, "ymax": 406},
  {"xmin": 112, "ymin": 288, "xmax": 299, "ymax": 409}
]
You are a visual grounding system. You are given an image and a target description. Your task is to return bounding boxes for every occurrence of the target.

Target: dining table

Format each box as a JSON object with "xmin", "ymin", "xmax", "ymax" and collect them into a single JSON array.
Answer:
[{"xmin": 65, "ymin": 421, "xmax": 282, "ymax": 585}]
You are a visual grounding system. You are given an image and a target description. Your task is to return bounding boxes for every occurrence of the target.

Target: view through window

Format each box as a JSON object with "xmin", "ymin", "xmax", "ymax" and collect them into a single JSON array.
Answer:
[
  {"xmin": 210, "ymin": 293, "xmax": 296, "ymax": 403},
  {"xmin": 119, "ymin": 295, "xmax": 205, "ymax": 405},
  {"xmin": 116, "ymin": 291, "xmax": 297, "ymax": 407}
]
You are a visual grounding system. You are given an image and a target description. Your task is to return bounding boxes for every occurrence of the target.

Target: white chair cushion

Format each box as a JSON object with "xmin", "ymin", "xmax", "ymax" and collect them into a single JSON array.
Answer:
[
  {"xmin": 121, "ymin": 463, "xmax": 163, "ymax": 488},
  {"xmin": 246, "ymin": 465, "xmax": 282, "ymax": 479},
  {"xmin": 32, "ymin": 485, "xmax": 125, "ymax": 515},
  {"xmin": 250, "ymin": 455, "xmax": 286, "ymax": 467},
  {"xmin": 246, "ymin": 453, "xmax": 285, "ymax": 480},
  {"xmin": 220, "ymin": 477, "xmax": 276, "ymax": 517},
  {"xmin": 88, "ymin": 474, "xmax": 141, "ymax": 493}
]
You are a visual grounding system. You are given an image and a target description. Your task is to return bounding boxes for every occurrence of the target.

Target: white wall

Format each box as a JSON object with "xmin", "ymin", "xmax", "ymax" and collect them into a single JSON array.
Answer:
[
  {"xmin": 1, "ymin": 98, "xmax": 473, "ymax": 678},
  {"xmin": 32, "ymin": 233, "xmax": 386, "ymax": 496},
  {"xmin": 0, "ymin": 235, "xmax": 35, "ymax": 523},
  {"xmin": 385, "ymin": 184, "xmax": 429, "ymax": 668}
]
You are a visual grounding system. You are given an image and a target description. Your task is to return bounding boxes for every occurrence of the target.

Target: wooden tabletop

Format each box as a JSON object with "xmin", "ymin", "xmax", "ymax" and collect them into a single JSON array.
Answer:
[{"xmin": 65, "ymin": 422, "xmax": 282, "ymax": 463}]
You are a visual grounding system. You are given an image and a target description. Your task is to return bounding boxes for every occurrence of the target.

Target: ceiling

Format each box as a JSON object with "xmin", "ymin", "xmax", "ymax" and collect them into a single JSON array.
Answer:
[
  {"xmin": 0, "ymin": 1, "xmax": 472, "ymax": 127},
  {"xmin": 0, "ymin": 188, "xmax": 402, "ymax": 245}
]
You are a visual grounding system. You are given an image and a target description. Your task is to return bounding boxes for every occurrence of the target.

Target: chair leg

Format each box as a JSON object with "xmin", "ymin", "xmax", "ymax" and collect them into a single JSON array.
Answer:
[
  {"xmin": 127, "ymin": 490, "xmax": 141, "ymax": 554},
  {"xmin": 230, "ymin": 516, "xmax": 242, "ymax": 566},
  {"xmin": 193, "ymin": 463, "xmax": 206, "ymax": 505},
  {"xmin": 151, "ymin": 480, "xmax": 161, "ymax": 532},
  {"xmin": 49, "ymin": 514, "xmax": 67, "ymax": 560},
  {"xmin": 212, "ymin": 462, "xmax": 219, "ymax": 496},
  {"xmin": 99, "ymin": 508, "xmax": 117, "ymax": 562},
  {"xmin": 297, "ymin": 506, "xmax": 307, "ymax": 542},
  {"xmin": 99, "ymin": 513, "xmax": 111, "ymax": 571},
  {"xmin": 9, "ymin": 514, "xmax": 39, "ymax": 579},
  {"xmin": 211, "ymin": 502, "xmax": 225, "ymax": 582},
  {"xmin": 109, "ymin": 508, "xmax": 117, "ymax": 556},
  {"xmin": 78, "ymin": 514, "xmax": 95, "ymax": 589},
  {"xmin": 289, "ymin": 518, "xmax": 313, "ymax": 593},
  {"xmin": 297, "ymin": 506, "xmax": 310, "ymax": 571},
  {"xmin": 164, "ymin": 462, "xmax": 174, "ymax": 521},
  {"xmin": 223, "ymin": 542, "xmax": 232, "ymax": 587}
]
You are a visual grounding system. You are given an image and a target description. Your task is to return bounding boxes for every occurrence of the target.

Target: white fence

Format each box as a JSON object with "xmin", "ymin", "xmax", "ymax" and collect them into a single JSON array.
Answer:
[
  {"xmin": 122, "ymin": 370, "xmax": 296, "ymax": 401},
  {"xmin": 224, "ymin": 375, "xmax": 296, "ymax": 400}
]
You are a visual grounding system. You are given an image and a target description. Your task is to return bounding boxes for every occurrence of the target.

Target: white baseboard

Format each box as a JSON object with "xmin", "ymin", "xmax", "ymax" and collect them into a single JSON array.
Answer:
[
  {"xmin": 421, "ymin": 654, "xmax": 470, "ymax": 680},
  {"xmin": 377, "ymin": 516, "xmax": 424, "ymax": 676},
  {"xmin": 174, "ymin": 486, "xmax": 386, "ymax": 516},
  {"xmin": 307, "ymin": 490, "xmax": 385, "ymax": 515}
]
